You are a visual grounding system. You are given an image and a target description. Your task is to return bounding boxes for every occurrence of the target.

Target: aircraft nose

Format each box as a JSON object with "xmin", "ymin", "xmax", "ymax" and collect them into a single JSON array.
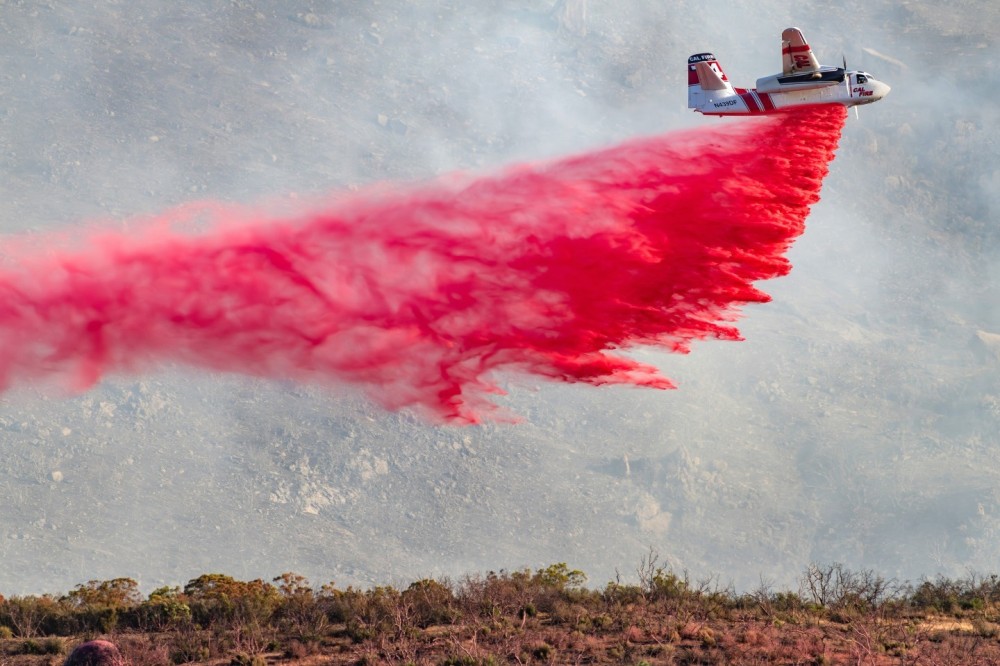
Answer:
[{"xmin": 874, "ymin": 81, "xmax": 891, "ymax": 100}]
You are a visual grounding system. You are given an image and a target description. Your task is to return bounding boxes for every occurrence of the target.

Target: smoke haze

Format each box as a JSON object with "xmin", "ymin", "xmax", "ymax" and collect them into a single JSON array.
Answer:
[{"xmin": 0, "ymin": 1, "xmax": 998, "ymax": 595}]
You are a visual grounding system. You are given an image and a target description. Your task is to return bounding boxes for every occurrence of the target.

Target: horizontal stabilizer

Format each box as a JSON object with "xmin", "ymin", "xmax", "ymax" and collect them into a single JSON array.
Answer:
[{"xmin": 695, "ymin": 62, "xmax": 729, "ymax": 90}]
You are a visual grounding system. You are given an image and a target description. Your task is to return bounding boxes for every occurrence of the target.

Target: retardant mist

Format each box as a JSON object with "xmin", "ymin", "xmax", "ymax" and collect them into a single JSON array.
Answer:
[{"xmin": 0, "ymin": 105, "xmax": 845, "ymax": 422}]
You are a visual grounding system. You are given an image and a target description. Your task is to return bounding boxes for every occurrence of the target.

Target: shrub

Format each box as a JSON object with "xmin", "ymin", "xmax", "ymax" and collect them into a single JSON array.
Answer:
[
  {"xmin": 461, "ymin": 570, "xmax": 533, "ymax": 620},
  {"xmin": 116, "ymin": 634, "xmax": 172, "ymax": 666},
  {"xmin": 1, "ymin": 595, "xmax": 62, "ymax": 637},
  {"xmin": 169, "ymin": 628, "xmax": 214, "ymax": 664},
  {"xmin": 402, "ymin": 579, "xmax": 460, "ymax": 627},
  {"xmin": 137, "ymin": 587, "xmax": 192, "ymax": 632},
  {"xmin": 602, "ymin": 581, "xmax": 644, "ymax": 606},
  {"xmin": 534, "ymin": 564, "xmax": 587, "ymax": 591},
  {"xmin": 229, "ymin": 653, "xmax": 266, "ymax": 666},
  {"xmin": 183, "ymin": 574, "xmax": 280, "ymax": 629},
  {"xmin": 352, "ymin": 586, "xmax": 404, "ymax": 637},
  {"xmin": 318, "ymin": 585, "xmax": 359, "ymax": 624},
  {"xmin": 0, "ymin": 625, "xmax": 13, "ymax": 639},
  {"xmin": 43, "ymin": 636, "xmax": 67, "ymax": 654},
  {"xmin": 438, "ymin": 657, "xmax": 478, "ymax": 666},
  {"xmin": 439, "ymin": 657, "xmax": 503, "ymax": 666},
  {"xmin": 64, "ymin": 579, "xmax": 143, "ymax": 609},
  {"xmin": 271, "ymin": 574, "xmax": 327, "ymax": 640},
  {"xmin": 18, "ymin": 639, "xmax": 44, "ymax": 654},
  {"xmin": 18, "ymin": 637, "xmax": 65, "ymax": 655},
  {"xmin": 282, "ymin": 639, "xmax": 320, "ymax": 659},
  {"xmin": 531, "ymin": 642, "xmax": 554, "ymax": 661},
  {"xmin": 800, "ymin": 563, "xmax": 900, "ymax": 613},
  {"xmin": 973, "ymin": 619, "xmax": 999, "ymax": 639}
]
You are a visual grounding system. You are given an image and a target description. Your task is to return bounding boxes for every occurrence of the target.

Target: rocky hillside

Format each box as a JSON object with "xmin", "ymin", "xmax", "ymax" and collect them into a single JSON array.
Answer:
[{"xmin": 0, "ymin": 0, "xmax": 998, "ymax": 595}]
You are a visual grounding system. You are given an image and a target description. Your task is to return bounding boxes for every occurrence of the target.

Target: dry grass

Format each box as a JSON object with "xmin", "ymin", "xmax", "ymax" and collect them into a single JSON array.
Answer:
[
  {"xmin": 7, "ymin": 564, "xmax": 1000, "ymax": 664},
  {"xmin": 920, "ymin": 618, "xmax": 976, "ymax": 633}
]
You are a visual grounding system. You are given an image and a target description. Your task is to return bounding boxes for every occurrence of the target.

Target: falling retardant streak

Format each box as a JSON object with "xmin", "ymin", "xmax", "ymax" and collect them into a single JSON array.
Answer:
[{"xmin": 0, "ymin": 105, "xmax": 845, "ymax": 422}]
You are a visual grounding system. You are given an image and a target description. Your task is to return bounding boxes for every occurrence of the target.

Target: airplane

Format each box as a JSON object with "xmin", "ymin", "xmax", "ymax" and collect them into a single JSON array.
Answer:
[{"xmin": 688, "ymin": 28, "xmax": 890, "ymax": 116}]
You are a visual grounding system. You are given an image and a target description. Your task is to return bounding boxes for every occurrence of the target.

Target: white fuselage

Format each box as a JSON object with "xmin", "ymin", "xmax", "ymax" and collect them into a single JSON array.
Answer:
[{"xmin": 695, "ymin": 71, "xmax": 890, "ymax": 116}]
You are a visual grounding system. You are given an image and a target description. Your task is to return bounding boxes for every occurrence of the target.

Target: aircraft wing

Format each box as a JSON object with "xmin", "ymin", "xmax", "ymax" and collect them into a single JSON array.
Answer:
[{"xmin": 781, "ymin": 27, "xmax": 821, "ymax": 75}]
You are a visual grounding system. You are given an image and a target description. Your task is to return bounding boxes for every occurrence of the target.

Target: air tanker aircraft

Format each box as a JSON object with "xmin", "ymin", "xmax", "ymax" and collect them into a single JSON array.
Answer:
[{"xmin": 688, "ymin": 28, "xmax": 890, "ymax": 116}]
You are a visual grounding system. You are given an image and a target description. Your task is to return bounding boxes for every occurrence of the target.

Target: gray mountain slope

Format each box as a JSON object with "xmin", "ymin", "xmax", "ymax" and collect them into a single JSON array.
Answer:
[{"xmin": 1, "ymin": 0, "xmax": 999, "ymax": 594}]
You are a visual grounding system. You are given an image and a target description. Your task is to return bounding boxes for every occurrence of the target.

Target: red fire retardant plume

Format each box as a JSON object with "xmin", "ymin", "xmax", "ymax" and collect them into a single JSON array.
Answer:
[{"xmin": 0, "ymin": 105, "xmax": 845, "ymax": 422}]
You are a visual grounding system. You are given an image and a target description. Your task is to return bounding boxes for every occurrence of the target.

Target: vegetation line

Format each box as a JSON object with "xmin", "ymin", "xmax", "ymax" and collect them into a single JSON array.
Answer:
[{"xmin": 3, "ymin": 558, "xmax": 1000, "ymax": 664}]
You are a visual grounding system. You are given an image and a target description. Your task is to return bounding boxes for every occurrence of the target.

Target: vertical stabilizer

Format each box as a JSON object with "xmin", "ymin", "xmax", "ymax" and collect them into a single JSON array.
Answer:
[
  {"xmin": 781, "ymin": 27, "xmax": 821, "ymax": 74},
  {"xmin": 688, "ymin": 53, "xmax": 733, "ymax": 108}
]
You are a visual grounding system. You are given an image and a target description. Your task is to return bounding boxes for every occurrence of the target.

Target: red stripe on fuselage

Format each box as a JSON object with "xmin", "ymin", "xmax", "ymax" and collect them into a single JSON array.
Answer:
[
  {"xmin": 740, "ymin": 92, "xmax": 761, "ymax": 113},
  {"xmin": 757, "ymin": 91, "xmax": 775, "ymax": 111}
]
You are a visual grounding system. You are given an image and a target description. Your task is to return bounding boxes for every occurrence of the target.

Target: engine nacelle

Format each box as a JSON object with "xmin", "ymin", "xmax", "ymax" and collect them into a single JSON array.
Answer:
[{"xmin": 755, "ymin": 67, "xmax": 845, "ymax": 94}]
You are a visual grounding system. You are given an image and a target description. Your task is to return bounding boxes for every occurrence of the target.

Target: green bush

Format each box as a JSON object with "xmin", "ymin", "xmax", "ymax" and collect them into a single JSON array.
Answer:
[
  {"xmin": 18, "ymin": 637, "xmax": 65, "ymax": 655},
  {"xmin": 534, "ymin": 564, "xmax": 587, "ymax": 590},
  {"xmin": 18, "ymin": 638, "xmax": 44, "ymax": 654},
  {"xmin": 438, "ymin": 657, "xmax": 500, "ymax": 666},
  {"xmin": 229, "ymin": 653, "xmax": 266, "ymax": 666},
  {"xmin": 44, "ymin": 636, "xmax": 67, "ymax": 654},
  {"xmin": 438, "ymin": 657, "xmax": 478, "ymax": 666},
  {"xmin": 531, "ymin": 642, "xmax": 554, "ymax": 661}
]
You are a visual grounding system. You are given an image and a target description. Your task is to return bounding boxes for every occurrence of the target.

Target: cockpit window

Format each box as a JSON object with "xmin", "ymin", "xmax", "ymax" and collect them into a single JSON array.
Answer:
[{"xmin": 856, "ymin": 74, "xmax": 868, "ymax": 84}]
